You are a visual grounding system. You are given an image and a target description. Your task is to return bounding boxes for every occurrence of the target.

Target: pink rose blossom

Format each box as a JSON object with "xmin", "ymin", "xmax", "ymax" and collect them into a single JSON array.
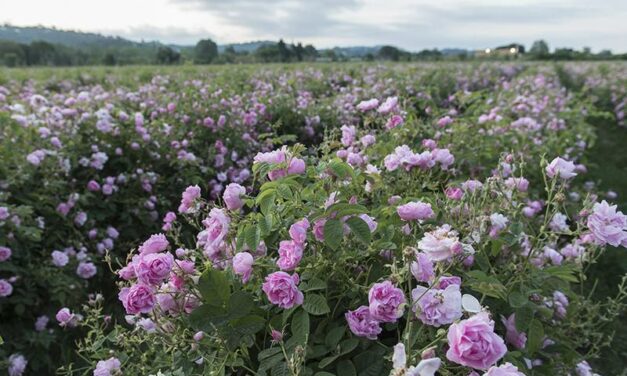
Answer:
[
  {"xmin": 262, "ymin": 271, "xmax": 304, "ymax": 309},
  {"xmin": 138, "ymin": 233, "xmax": 169, "ymax": 255},
  {"xmin": 134, "ymin": 252, "xmax": 174, "ymax": 285},
  {"xmin": 276, "ymin": 240, "xmax": 304, "ymax": 271},
  {"xmin": 233, "ymin": 252, "xmax": 254, "ymax": 283},
  {"xmin": 178, "ymin": 185, "xmax": 201, "ymax": 213},
  {"xmin": 345, "ymin": 305, "xmax": 382, "ymax": 339},
  {"xmin": 546, "ymin": 157, "xmax": 577, "ymax": 179},
  {"xmin": 418, "ymin": 224, "xmax": 461, "ymax": 261},
  {"xmin": 446, "ymin": 312, "xmax": 507, "ymax": 370},
  {"xmin": 586, "ymin": 200, "xmax": 627, "ymax": 247},
  {"xmin": 397, "ymin": 201, "xmax": 434, "ymax": 221},
  {"xmin": 411, "ymin": 284, "xmax": 462, "ymax": 327},
  {"xmin": 501, "ymin": 313, "xmax": 527, "ymax": 349},
  {"xmin": 368, "ymin": 281, "xmax": 406, "ymax": 323},
  {"xmin": 483, "ymin": 362, "xmax": 525, "ymax": 376},
  {"xmin": 119, "ymin": 283, "xmax": 156, "ymax": 314},
  {"xmin": 223, "ymin": 183, "xmax": 246, "ymax": 210}
]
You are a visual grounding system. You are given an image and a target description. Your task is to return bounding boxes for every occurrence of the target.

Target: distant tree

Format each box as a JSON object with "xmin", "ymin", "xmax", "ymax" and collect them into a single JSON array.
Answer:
[
  {"xmin": 292, "ymin": 42, "xmax": 304, "ymax": 62},
  {"xmin": 156, "ymin": 46, "xmax": 180, "ymax": 65},
  {"xmin": 364, "ymin": 53, "xmax": 375, "ymax": 62},
  {"xmin": 277, "ymin": 39, "xmax": 291, "ymax": 62},
  {"xmin": 26, "ymin": 41, "xmax": 57, "ymax": 65},
  {"xmin": 103, "ymin": 53, "xmax": 116, "ymax": 66},
  {"xmin": 529, "ymin": 40, "xmax": 550, "ymax": 59},
  {"xmin": 194, "ymin": 39, "xmax": 218, "ymax": 64},
  {"xmin": 303, "ymin": 44, "xmax": 318, "ymax": 60},
  {"xmin": 224, "ymin": 46, "xmax": 236, "ymax": 55},
  {"xmin": 256, "ymin": 44, "xmax": 281, "ymax": 62},
  {"xmin": 378, "ymin": 45, "xmax": 401, "ymax": 61}
]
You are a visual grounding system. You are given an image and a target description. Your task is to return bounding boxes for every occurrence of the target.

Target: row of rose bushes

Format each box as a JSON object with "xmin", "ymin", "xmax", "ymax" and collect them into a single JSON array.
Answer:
[
  {"xmin": 26, "ymin": 63, "xmax": 626, "ymax": 375},
  {"xmin": 0, "ymin": 66, "xmax": 624, "ymax": 374}
]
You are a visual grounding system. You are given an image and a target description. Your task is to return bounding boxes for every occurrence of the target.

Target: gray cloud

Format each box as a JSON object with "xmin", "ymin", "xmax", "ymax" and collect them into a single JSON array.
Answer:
[
  {"xmin": 102, "ymin": 25, "xmax": 216, "ymax": 45},
  {"xmin": 163, "ymin": 0, "xmax": 627, "ymax": 50}
]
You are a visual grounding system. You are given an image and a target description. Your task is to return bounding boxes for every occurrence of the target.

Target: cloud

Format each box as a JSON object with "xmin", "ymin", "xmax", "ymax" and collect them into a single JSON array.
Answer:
[
  {"xmin": 165, "ymin": 0, "xmax": 627, "ymax": 51},
  {"xmin": 100, "ymin": 25, "xmax": 216, "ymax": 45}
]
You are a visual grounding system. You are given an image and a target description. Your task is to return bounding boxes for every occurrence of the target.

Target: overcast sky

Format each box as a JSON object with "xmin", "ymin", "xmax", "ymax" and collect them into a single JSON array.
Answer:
[{"xmin": 2, "ymin": 0, "xmax": 626, "ymax": 51}]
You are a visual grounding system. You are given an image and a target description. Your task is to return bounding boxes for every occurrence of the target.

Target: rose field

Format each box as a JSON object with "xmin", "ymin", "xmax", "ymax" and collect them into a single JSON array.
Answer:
[{"xmin": 0, "ymin": 62, "xmax": 626, "ymax": 376}]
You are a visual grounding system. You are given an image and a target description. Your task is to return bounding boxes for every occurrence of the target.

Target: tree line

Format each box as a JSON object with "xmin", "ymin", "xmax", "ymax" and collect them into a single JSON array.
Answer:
[{"xmin": 0, "ymin": 38, "xmax": 624, "ymax": 67}]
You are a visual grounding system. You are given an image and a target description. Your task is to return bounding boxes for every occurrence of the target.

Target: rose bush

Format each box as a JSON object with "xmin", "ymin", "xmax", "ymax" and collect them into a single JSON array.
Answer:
[{"xmin": 0, "ymin": 63, "xmax": 625, "ymax": 375}]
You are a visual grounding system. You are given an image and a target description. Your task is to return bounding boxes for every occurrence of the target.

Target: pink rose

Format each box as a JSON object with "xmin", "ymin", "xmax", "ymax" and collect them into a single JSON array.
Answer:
[
  {"xmin": 0, "ymin": 246, "xmax": 11, "ymax": 262},
  {"xmin": 397, "ymin": 201, "xmax": 434, "ymax": 221},
  {"xmin": 119, "ymin": 283, "xmax": 156, "ymax": 314},
  {"xmin": 411, "ymin": 284, "xmax": 462, "ymax": 327},
  {"xmin": 233, "ymin": 252, "xmax": 254, "ymax": 283},
  {"xmin": 178, "ymin": 185, "xmax": 201, "ymax": 213},
  {"xmin": 546, "ymin": 157, "xmax": 577, "ymax": 179},
  {"xmin": 138, "ymin": 234, "xmax": 169, "ymax": 255},
  {"xmin": 223, "ymin": 183, "xmax": 246, "ymax": 210},
  {"xmin": 418, "ymin": 224, "xmax": 461, "ymax": 261},
  {"xmin": 501, "ymin": 313, "xmax": 527, "ymax": 349},
  {"xmin": 134, "ymin": 252, "xmax": 174, "ymax": 285},
  {"xmin": 262, "ymin": 271, "xmax": 304, "ymax": 309},
  {"xmin": 410, "ymin": 252, "xmax": 434, "ymax": 283},
  {"xmin": 368, "ymin": 281, "xmax": 406, "ymax": 323},
  {"xmin": 56, "ymin": 307, "xmax": 79, "ymax": 328},
  {"xmin": 276, "ymin": 240, "xmax": 304, "ymax": 271},
  {"xmin": 484, "ymin": 362, "xmax": 525, "ymax": 376},
  {"xmin": 289, "ymin": 218, "xmax": 310, "ymax": 244},
  {"xmin": 345, "ymin": 305, "xmax": 382, "ymax": 339},
  {"xmin": 197, "ymin": 208, "xmax": 230, "ymax": 260},
  {"xmin": 446, "ymin": 312, "xmax": 507, "ymax": 370}
]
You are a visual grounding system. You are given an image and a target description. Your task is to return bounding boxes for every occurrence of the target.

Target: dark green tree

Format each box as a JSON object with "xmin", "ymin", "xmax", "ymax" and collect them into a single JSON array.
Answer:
[
  {"xmin": 529, "ymin": 40, "xmax": 550, "ymax": 59},
  {"xmin": 156, "ymin": 46, "xmax": 180, "ymax": 65},
  {"xmin": 194, "ymin": 39, "xmax": 218, "ymax": 64},
  {"xmin": 378, "ymin": 45, "xmax": 401, "ymax": 61}
]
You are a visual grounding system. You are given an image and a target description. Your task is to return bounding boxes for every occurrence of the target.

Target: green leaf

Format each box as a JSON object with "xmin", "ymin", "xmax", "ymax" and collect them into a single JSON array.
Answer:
[
  {"xmin": 508, "ymin": 291, "xmax": 528, "ymax": 308},
  {"xmin": 346, "ymin": 216, "xmax": 372, "ymax": 244},
  {"xmin": 188, "ymin": 304, "xmax": 229, "ymax": 332},
  {"xmin": 245, "ymin": 225, "xmax": 261, "ymax": 251},
  {"xmin": 527, "ymin": 319, "xmax": 544, "ymax": 355},
  {"xmin": 315, "ymin": 372, "xmax": 336, "ymax": 376},
  {"xmin": 325, "ymin": 326, "xmax": 345, "ymax": 349},
  {"xmin": 228, "ymin": 291, "xmax": 254, "ymax": 319},
  {"xmin": 490, "ymin": 240, "xmax": 504, "ymax": 257},
  {"xmin": 197, "ymin": 268, "xmax": 230, "ymax": 306},
  {"xmin": 318, "ymin": 355, "xmax": 339, "ymax": 369},
  {"xmin": 291, "ymin": 309, "xmax": 310, "ymax": 343},
  {"xmin": 323, "ymin": 219, "xmax": 344, "ymax": 250},
  {"xmin": 230, "ymin": 315, "xmax": 266, "ymax": 335},
  {"xmin": 543, "ymin": 265, "xmax": 579, "ymax": 283},
  {"xmin": 256, "ymin": 189, "xmax": 276, "ymax": 215},
  {"xmin": 338, "ymin": 338, "xmax": 359, "ymax": 355},
  {"xmin": 303, "ymin": 294, "xmax": 331, "ymax": 316},
  {"xmin": 258, "ymin": 347, "xmax": 282, "ymax": 361},
  {"xmin": 301, "ymin": 277, "xmax": 327, "ymax": 292},
  {"xmin": 336, "ymin": 360, "xmax": 356, "ymax": 376},
  {"xmin": 515, "ymin": 304, "xmax": 534, "ymax": 332},
  {"xmin": 328, "ymin": 159, "xmax": 354, "ymax": 180}
]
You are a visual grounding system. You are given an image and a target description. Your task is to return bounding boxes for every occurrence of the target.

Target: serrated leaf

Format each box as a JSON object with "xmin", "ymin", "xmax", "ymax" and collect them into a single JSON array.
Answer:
[
  {"xmin": 527, "ymin": 319, "xmax": 544, "ymax": 355},
  {"xmin": 303, "ymin": 294, "xmax": 331, "ymax": 316},
  {"xmin": 230, "ymin": 315, "xmax": 266, "ymax": 335},
  {"xmin": 515, "ymin": 304, "xmax": 534, "ymax": 332},
  {"xmin": 325, "ymin": 326, "xmax": 345, "ymax": 348},
  {"xmin": 323, "ymin": 219, "xmax": 344, "ymax": 250},
  {"xmin": 188, "ymin": 304, "xmax": 229, "ymax": 332},
  {"xmin": 336, "ymin": 360, "xmax": 356, "ymax": 376},
  {"xmin": 508, "ymin": 291, "xmax": 528, "ymax": 308},
  {"xmin": 198, "ymin": 268, "xmax": 230, "ymax": 306},
  {"xmin": 291, "ymin": 309, "xmax": 310, "ymax": 343},
  {"xmin": 245, "ymin": 224, "xmax": 261, "ymax": 251},
  {"xmin": 301, "ymin": 277, "xmax": 327, "ymax": 292},
  {"xmin": 228, "ymin": 291, "xmax": 254, "ymax": 319},
  {"xmin": 346, "ymin": 216, "xmax": 372, "ymax": 244}
]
